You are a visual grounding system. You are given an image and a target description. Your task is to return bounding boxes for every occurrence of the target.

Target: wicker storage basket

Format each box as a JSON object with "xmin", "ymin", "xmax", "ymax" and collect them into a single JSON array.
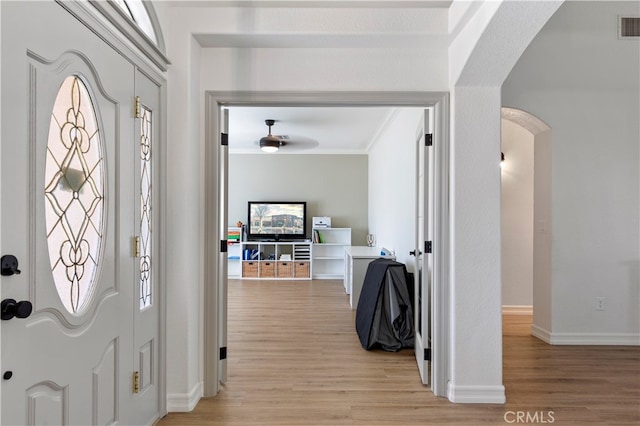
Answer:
[
  {"xmin": 276, "ymin": 261, "xmax": 293, "ymax": 278},
  {"xmin": 242, "ymin": 261, "xmax": 259, "ymax": 278},
  {"xmin": 294, "ymin": 261, "xmax": 310, "ymax": 278},
  {"xmin": 260, "ymin": 261, "xmax": 276, "ymax": 278}
]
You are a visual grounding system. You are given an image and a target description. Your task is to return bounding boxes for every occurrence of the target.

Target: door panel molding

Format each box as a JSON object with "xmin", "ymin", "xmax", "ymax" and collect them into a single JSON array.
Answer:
[
  {"xmin": 26, "ymin": 381, "xmax": 69, "ymax": 426},
  {"xmin": 27, "ymin": 49, "xmax": 119, "ymax": 331},
  {"xmin": 92, "ymin": 338, "xmax": 118, "ymax": 425}
]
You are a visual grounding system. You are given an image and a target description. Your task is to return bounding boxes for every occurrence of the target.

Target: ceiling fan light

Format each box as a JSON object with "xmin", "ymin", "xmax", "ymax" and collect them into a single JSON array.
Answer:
[{"xmin": 260, "ymin": 136, "xmax": 280, "ymax": 153}]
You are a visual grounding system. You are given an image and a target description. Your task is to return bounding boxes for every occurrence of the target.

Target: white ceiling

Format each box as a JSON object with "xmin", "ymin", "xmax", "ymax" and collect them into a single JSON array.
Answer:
[{"xmin": 228, "ymin": 106, "xmax": 403, "ymax": 154}]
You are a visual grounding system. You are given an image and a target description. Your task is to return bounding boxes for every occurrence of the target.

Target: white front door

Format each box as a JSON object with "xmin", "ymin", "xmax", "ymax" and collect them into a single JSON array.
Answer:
[
  {"xmin": 413, "ymin": 109, "xmax": 434, "ymax": 385},
  {"xmin": 1, "ymin": 2, "xmax": 158, "ymax": 424}
]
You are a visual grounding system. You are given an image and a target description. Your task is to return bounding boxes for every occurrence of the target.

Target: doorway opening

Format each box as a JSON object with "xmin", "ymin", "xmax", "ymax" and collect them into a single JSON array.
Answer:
[
  {"xmin": 500, "ymin": 107, "xmax": 552, "ymax": 339},
  {"xmin": 203, "ymin": 91, "xmax": 450, "ymax": 399}
]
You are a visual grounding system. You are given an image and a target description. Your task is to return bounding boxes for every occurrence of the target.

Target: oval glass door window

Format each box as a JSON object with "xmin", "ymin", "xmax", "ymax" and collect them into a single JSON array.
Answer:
[{"xmin": 45, "ymin": 75, "xmax": 105, "ymax": 315}]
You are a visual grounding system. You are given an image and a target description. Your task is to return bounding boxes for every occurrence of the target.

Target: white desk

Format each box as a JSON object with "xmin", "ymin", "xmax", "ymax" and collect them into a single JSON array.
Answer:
[{"xmin": 344, "ymin": 246, "xmax": 396, "ymax": 310}]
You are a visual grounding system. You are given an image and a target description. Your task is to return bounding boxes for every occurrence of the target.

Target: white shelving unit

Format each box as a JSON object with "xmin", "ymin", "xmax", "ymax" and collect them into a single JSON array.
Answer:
[
  {"xmin": 312, "ymin": 227, "xmax": 351, "ymax": 279},
  {"xmin": 227, "ymin": 227, "xmax": 351, "ymax": 280},
  {"xmin": 238, "ymin": 241, "xmax": 312, "ymax": 280},
  {"xmin": 227, "ymin": 227, "xmax": 242, "ymax": 278}
]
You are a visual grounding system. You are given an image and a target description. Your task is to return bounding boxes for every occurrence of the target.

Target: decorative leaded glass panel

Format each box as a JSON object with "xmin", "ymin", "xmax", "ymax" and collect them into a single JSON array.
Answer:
[
  {"xmin": 45, "ymin": 75, "xmax": 104, "ymax": 315},
  {"xmin": 139, "ymin": 104, "xmax": 152, "ymax": 310}
]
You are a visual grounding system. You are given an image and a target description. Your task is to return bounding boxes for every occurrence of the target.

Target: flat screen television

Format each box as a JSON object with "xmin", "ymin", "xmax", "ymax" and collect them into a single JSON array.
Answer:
[{"xmin": 247, "ymin": 201, "xmax": 307, "ymax": 241}]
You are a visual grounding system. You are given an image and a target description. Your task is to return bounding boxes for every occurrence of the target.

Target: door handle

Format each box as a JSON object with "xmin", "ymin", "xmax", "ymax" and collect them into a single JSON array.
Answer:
[
  {"xmin": 409, "ymin": 250, "xmax": 422, "ymax": 257},
  {"xmin": 1, "ymin": 299, "xmax": 33, "ymax": 320},
  {"xmin": 1, "ymin": 255, "xmax": 21, "ymax": 276}
]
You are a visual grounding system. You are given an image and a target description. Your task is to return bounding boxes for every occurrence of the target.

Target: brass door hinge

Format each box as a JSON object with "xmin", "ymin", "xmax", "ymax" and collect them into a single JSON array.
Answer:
[
  {"xmin": 134, "ymin": 96, "xmax": 141, "ymax": 118},
  {"xmin": 133, "ymin": 371, "xmax": 140, "ymax": 394},
  {"xmin": 133, "ymin": 236, "xmax": 140, "ymax": 258}
]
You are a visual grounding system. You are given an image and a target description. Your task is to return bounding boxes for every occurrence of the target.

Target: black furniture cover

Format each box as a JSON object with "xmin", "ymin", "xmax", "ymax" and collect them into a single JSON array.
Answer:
[{"xmin": 355, "ymin": 258, "xmax": 415, "ymax": 352}]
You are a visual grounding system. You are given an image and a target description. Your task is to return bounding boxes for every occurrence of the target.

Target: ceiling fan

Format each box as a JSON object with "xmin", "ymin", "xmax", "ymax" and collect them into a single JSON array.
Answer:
[
  {"xmin": 258, "ymin": 119, "xmax": 319, "ymax": 153},
  {"xmin": 259, "ymin": 119, "xmax": 287, "ymax": 153}
]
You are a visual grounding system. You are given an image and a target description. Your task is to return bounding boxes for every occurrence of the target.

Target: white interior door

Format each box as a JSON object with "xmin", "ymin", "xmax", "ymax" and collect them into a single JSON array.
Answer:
[
  {"xmin": 218, "ymin": 108, "xmax": 229, "ymax": 384},
  {"xmin": 1, "ymin": 2, "xmax": 157, "ymax": 424},
  {"xmin": 413, "ymin": 109, "xmax": 434, "ymax": 385}
]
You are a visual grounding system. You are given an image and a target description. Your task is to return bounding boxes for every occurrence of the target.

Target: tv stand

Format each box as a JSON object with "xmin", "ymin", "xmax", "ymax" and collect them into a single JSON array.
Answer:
[
  {"xmin": 235, "ymin": 240, "xmax": 311, "ymax": 279},
  {"xmin": 227, "ymin": 228, "xmax": 352, "ymax": 280}
]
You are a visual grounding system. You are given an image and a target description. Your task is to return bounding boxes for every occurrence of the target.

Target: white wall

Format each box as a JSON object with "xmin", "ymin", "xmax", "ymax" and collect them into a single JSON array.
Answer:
[
  {"xmin": 156, "ymin": 2, "xmax": 448, "ymax": 411},
  {"xmin": 368, "ymin": 109, "xmax": 423, "ymax": 270},
  {"xmin": 159, "ymin": 0, "xmax": 565, "ymax": 409},
  {"xmin": 228, "ymin": 154, "xmax": 368, "ymax": 244},
  {"xmin": 503, "ymin": 1, "xmax": 640, "ymax": 343},
  {"xmin": 448, "ymin": 0, "xmax": 562, "ymax": 403},
  {"xmin": 501, "ymin": 119, "xmax": 534, "ymax": 307},
  {"xmin": 159, "ymin": 3, "xmax": 450, "ymax": 408},
  {"xmin": 199, "ymin": 47, "xmax": 446, "ymax": 92},
  {"xmin": 156, "ymin": 3, "xmax": 205, "ymax": 410},
  {"xmin": 170, "ymin": 5, "xmax": 450, "ymax": 92},
  {"xmin": 449, "ymin": 85, "xmax": 505, "ymax": 403}
]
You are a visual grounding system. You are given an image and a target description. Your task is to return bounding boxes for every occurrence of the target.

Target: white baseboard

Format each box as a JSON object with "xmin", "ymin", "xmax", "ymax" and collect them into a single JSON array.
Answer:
[
  {"xmin": 447, "ymin": 383, "xmax": 506, "ymax": 404},
  {"xmin": 530, "ymin": 324, "xmax": 552, "ymax": 343},
  {"xmin": 502, "ymin": 305, "xmax": 533, "ymax": 315},
  {"xmin": 166, "ymin": 381, "xmax": 203, "ymax": 412},
  {"xmin": 531, "ymin": 324, "xmax": 640, "ymax": 345}
]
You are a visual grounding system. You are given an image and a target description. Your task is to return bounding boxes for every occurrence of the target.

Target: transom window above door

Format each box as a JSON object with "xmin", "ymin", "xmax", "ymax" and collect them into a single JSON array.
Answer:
[
  {"xmin": 113, "ymin": 0, "xmax": 157, "ymax": 44},
  {"xmin": 83, "ymin": 0, "xmax": 169, "ymax": 71}
]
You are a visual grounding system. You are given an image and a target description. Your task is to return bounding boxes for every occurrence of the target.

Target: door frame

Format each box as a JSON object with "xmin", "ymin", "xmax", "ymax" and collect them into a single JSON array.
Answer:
[{"xmin": 203, "ymin": 91, "xmax": 450, "ymax": 397}]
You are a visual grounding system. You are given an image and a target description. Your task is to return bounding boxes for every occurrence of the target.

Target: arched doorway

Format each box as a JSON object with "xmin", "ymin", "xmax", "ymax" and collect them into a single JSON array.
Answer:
[{"xmin": 501, "ymin": 107, "xmax": 552, "ymax": 337}]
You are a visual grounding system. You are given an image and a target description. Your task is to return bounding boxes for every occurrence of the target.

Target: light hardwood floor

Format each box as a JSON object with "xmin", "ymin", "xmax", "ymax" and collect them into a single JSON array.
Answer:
[{"xmin": 158, "ymin": 279, "xmax": 640, "ymax": 425}]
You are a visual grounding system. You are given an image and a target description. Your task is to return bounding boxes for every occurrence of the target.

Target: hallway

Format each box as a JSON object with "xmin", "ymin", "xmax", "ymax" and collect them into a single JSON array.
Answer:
[{"xmin": 158, "ymin": 279, "xmax": 639, "ymax": 425}]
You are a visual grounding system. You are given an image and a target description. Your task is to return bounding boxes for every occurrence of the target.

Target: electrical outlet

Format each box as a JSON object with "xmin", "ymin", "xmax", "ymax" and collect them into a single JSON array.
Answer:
[{"xmin": 596, "ymin": 297, "xmax": 605, "ymax": 311}]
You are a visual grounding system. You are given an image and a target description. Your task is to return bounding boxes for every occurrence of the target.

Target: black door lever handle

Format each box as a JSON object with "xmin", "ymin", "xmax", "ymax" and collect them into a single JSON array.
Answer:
[
  {"xmin": 1, "ymin": 299, "xmax": 33, "ymax": 320},
  {"xmin": 1, "ymin": 255, "xmax": 21, "ymax": 276}
]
